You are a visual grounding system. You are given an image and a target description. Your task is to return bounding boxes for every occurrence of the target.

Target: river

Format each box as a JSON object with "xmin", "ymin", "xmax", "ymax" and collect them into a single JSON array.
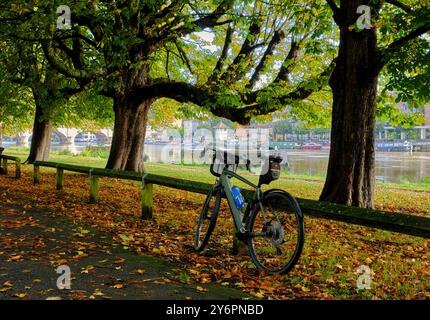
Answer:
[
  {"xmin": 4, "ymin": 143, "xmax": 430, "ymax": 184},
  {"xmin": 141, "ymin": 146, "xmax": 430, "ymax": 184},
  {"xmin": 282, "ymin": 150, "xmax": 430, "ymax": 184}
]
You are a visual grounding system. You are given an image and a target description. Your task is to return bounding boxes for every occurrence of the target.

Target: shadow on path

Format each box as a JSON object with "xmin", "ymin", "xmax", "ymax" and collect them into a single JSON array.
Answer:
[{"xmin": 0, "ymin": 188, "xmax": 248, "ymax": 300}]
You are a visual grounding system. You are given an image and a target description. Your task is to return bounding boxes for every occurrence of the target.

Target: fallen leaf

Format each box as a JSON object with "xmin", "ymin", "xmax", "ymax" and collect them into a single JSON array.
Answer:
[
  {"xmin": 56, "ymin": 259, "xmax": 68, "ymax": 266},
  {"xmin": 9, "ymin": 255, "xmax": 23, "ymax": 261},
  {"xmin": 3, "ymin": 281, "xmax": 13, "ymax": 287},
  {"xmin": 92, "ymin": 289, "xmax": 104, "ymax": 297},
  {"xmin": 81, "ymin": 265, "xmax": 95, "ymax": 274},
  {"xmin": 251, "ymin": 292, "xmax": 265, "ymax": 298}
]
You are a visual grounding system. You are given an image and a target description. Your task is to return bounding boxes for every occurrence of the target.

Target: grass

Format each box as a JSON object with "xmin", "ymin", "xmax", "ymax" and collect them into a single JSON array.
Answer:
[
  {"xmin": 3, "ymin": 149, "xmax": 430, "ymax": 214},
  {"xmin": 80, "ymin": 146, "xmax": 110, "ymax": 158},
  {"xmin": 4, "ymin": 147, "xmax": 430, "ymax": 188}
]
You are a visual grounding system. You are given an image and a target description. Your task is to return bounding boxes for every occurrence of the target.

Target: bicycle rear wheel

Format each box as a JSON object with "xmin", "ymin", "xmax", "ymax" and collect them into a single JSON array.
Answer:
[
  {"xmin": 248, "ymin": 191, "xmax": 304, "ymax": 274},
  {"xmin": 194, "ymin": 186, "xmax": 221, "ymax": 252}
]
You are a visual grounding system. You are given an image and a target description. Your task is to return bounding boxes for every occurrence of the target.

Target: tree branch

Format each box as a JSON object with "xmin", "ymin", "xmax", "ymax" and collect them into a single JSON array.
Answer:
[
  {"xmin": 59, "ymin": 86, "xmax": 85, "ymax": 99},
  {"xmin": 274, "ymin": 41, "xmax": 300, "ymax": 83},
  {"xmin": 174, "ymin": 40, "xmax": 193, "ymax": 74},
  {"xmin": 208, "ymin": 25, "xmax": 233, "ymax": 83},
  {"xmin": 188, "ymin": 0, "xmax": 233, "ymax": 30},
  {"xmin": 247, "ymin": 30, "xmax": 285, "ymax": 89},
  {"xmin": 326, "ymin": 0, "xmax": 339, "ymax": 13},
  {"xmin": 381, "ymin": 21, "xmax": 430, "ymax": 65},
  {"xmin": 42, "ymin": 40, "xmax": 105, "ymax": 81},
  {"xmin": 246, "ymin": 59, "xmax": 337, "ymax": 108},
  {"xmin": 174, "ymin": 0, "xmax": 233, "ymax": 37},
  {"xmin": 325, "ymin": 0, "xmax": 344, "ymax": 26},
  {"xmin": 385, "ymin": 0, "xmax": 413, "ymax": 13},
  {"xmin": 220, "ymin": 22, "xmax": 261, "ymax": 84},
  {"xmin": 149, "ymin": 1, "xmax": 233, "ymax": 54},
  {"xmin": 73, "ymin": 13, "xmax": 104, "ymax": 43},
  {"xmin": 138, "ymin": 59, "xmax": 336, "ymax": 125}
]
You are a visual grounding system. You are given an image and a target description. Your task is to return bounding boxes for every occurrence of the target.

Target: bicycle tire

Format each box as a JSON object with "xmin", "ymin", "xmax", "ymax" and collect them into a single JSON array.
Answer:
[
  {"xmin": 248, "ymin": 190, "xmax": 304, "ymax": 274},
  {"xmin": 263, "ymin": 189, "xmax": 304, "ymax": 219},
  {"xmin": 194, "ymin": 186, "xmax": 222, "ymax": 252}
]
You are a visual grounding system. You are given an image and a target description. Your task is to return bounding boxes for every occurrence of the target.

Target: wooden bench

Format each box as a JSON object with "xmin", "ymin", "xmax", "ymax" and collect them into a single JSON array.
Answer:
[
  {"xmin": 0, "ymin": 155, "xmax": 22, "ymax": 178},
  {"xmin": 33, "ymin": 161, "xmax": 430, "ymax": 239}
]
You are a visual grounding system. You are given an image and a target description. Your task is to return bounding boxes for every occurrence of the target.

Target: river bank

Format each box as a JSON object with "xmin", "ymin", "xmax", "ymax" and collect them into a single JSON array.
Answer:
[{"xmin": 4, "ymin": 146, "xmax": 430, "ymax": 189}]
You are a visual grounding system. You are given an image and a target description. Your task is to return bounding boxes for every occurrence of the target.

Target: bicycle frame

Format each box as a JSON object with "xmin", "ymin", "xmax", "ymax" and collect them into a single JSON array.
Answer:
[{"xmin": 217, "ymin": 167, "xmax": 261, "ymax": 233}]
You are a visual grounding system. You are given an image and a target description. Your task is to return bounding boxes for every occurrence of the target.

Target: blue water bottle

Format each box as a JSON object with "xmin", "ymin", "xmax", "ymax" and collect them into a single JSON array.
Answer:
[{"xmin": 232, "ymin": 186, "xmax": 245, "ymax": 209}]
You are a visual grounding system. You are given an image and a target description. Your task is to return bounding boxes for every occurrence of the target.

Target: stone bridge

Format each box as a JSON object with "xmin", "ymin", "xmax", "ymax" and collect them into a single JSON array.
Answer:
[
  {"xmin": 11, "ymin": 127, "xmax": 113, "ymax": 147},
  {"xmin": 54, "ymin": 127, "xmax": 113, "ymax": 145}
]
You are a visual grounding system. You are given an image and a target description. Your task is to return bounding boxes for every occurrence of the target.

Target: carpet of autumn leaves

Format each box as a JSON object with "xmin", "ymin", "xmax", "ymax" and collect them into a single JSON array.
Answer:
[{"xmin": 0, "ymin": 164, "xmax": 429, "ymax": 300}]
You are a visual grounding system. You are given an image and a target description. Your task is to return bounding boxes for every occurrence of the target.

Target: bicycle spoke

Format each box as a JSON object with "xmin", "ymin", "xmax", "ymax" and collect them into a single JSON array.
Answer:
[{"xmin": 248, "ymin": 192, "xmax": 304, "ymax": 274}]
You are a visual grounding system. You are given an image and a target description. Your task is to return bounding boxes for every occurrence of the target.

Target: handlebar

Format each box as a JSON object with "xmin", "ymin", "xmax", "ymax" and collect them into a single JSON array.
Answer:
[{"xmin": 205, "ymin": 147, "xmax": 282, "ymax": 176}]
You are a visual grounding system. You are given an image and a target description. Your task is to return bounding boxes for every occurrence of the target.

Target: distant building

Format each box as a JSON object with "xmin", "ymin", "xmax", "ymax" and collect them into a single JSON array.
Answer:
[
  {"xmin": 235, "ymin": 124, "xmax": 271, "ymax": 146},
  {"xmin": 425, "ymin": 104, "xmax": 430, "ymax": 126},
  {"xmin": 384, "ymin": 102, "xmax": 430, "ymax": 140},
  {"xmin": 393, "ymin": 102, "xmax": 430, "ymax": 126},
  {"xmin": 214, "ymin": 122, "xmax": 230, "ymax": 141}
]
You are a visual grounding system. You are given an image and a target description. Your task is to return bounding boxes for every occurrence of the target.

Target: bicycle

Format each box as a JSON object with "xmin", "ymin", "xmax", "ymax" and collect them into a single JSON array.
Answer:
[{"xmin": 195, "ymin": 149, "xmax": 305, "ymax": 274}]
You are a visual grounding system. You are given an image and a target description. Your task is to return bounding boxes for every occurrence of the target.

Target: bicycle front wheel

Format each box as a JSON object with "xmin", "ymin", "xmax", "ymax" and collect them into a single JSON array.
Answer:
[
  {"xmin": 248, "ymin": 191, "xmax": 304, "ymax": 274},
  {"xmin": 194, "ymin": 186, "xmax": 221, "ymax": 253}
]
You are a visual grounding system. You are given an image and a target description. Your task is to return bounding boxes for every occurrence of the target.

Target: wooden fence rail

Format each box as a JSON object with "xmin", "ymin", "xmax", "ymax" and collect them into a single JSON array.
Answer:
[
  {"xmin": 0, "ymin": 155, "xmax": 21, "ymax": 178},
  {"xmin": 33, "ymin": 161, "xmax": 430, "ymax": 239}
]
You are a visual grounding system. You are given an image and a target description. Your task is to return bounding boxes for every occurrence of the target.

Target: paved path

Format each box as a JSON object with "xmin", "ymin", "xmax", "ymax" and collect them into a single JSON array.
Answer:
[{"xmin": 0, "ymin": 189, "xmax": 247, "ymax": 300}]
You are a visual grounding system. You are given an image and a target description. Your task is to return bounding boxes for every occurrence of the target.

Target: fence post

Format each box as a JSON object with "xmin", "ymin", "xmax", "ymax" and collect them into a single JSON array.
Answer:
[
  {"xmin": 141, "ymin": 178, "xmax": 153, "ymax": 220},
  {"xmin": 3, "ymin": 159, "xmax": 8, "ymax": 175},
  {"xmin": 89, "ymin": 175, "xmax": 99, "ymax": 203},
  {"xmin": 15, "ymin": 159, "xmax": 21, "ymax": 179},
  {"xmin": 56, "ymin": 168, "xmax": 64, "ymax": 190},
  {"xmin": 34, "ymin": 165, "xmax": 40, "ymax": 184}
]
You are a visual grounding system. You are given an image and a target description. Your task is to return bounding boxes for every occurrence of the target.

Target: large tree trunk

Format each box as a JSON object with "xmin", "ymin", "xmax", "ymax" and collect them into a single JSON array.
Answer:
[
  {"xmin": 106, "ymin": 97, "xmax": 151, "ymax": 172},
  {"xmin": 26, "ymin": 100, "xmax": 52, "ymax": 164},
  {"xmin": 320, "ymin": 1, "xmax": 382, "ymax": 208},
  {"xmin": 0, "ymin": 123, "xmax": 3, "ymax": 146}
]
